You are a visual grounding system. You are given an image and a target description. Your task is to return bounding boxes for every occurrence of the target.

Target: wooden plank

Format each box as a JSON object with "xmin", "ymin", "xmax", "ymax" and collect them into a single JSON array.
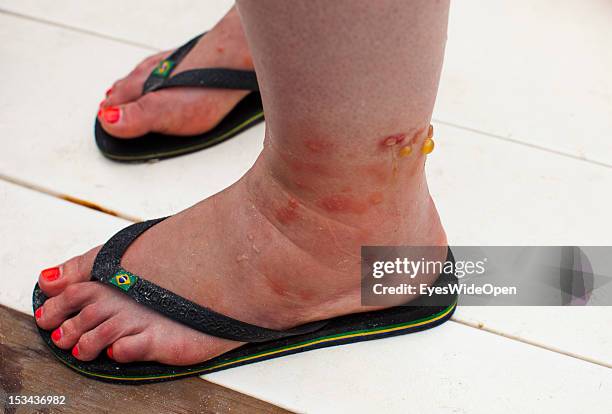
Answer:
[
  {"xmin": 0, "ymin": 0, "xmax": 233, "ymax": 51},
  {"xmin": 0, "ymin": 305, "xmax": 290, "ymax": 414},
  {"xmin": 204, "ymin": 319, "xmax": 612, "ymax": 413}
]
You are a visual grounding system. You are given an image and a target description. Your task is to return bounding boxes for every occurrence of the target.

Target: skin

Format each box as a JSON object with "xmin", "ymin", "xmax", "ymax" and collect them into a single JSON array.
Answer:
[
  {"xmin": 36, "ymin": 0, "xmax": 450, "ymax": 365},
  {"xmin": 98, "ymin": 6, "xmax": 254, "ymax": 138}
]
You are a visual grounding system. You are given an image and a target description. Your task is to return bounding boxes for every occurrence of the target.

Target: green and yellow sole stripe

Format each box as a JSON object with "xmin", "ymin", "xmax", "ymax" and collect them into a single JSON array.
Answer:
[
  {"xmin": 101, "ymin": 111, "xmax": 264, "ymax": 162},
  {"xmin": 59, "ymin": 300, "xmax": 457, "ymax": 382}
]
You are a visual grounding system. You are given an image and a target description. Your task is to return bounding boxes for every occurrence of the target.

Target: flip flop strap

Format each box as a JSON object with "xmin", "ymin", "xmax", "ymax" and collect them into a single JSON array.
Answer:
[
  {"xmin": 152, "ymin": 68, "xmax": 259, "ymax": 92},
  {"xmin": 142, "ymin": 32, "xmax": 259, "ymax": 94},
  {"xmin": 91, "ymin": 218, "xmax": 327, "ymax": 343}
]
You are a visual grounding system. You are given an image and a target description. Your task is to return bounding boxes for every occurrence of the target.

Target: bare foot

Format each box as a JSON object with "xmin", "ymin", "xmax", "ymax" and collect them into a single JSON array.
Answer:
[
  {"xmin": 97, "ymin": 6, "xmax": 254, "ymax": 139},
  {"xmin": 35, "ymin": 127, "xmax": 446, "ymax": 365}
]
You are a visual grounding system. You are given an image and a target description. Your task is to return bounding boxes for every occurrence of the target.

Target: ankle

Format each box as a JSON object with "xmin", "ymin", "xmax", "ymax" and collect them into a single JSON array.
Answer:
[
  {"xmin": 197, "ymin": 130, "xmax": 445, "ymax": 327},
  {"xmin": 246, "ymin": 135, "xmax": 446, "ymax": 250}
]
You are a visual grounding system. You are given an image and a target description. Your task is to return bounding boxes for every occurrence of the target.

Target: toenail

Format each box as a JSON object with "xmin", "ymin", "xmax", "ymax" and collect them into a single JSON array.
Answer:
[
  {"xmin": 51, "ymin": 328, "xmax": 62, "ymax": 342},
  {"xmin": 105, "ymin": 87, "xmax": 112, "ymax": 97},
  {"xmin": 103, "ymin": 107, "xmax": 120, "ymax": 123},
  {"xmin": 106, "ymin": 346, "xmax": 113, "ymax": 359},
  {"xmin": 41, "ymin": 267, "xmax": 60, "ymax": 281},
  {"xmin": 72, "ymin": 345, "xmax": 79, "ymax": 358},
  {"xmin": 34, "ymin": 307, "xmax": 42, "ymax": 320}
]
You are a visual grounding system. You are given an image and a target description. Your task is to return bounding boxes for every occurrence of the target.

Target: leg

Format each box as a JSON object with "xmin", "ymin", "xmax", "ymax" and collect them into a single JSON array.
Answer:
[
  {"xmin": 36, "ymin": 0, "xmax": 450, "ymax": 365},
  {"xmin": 238, "ymin": 0, "xmax": 448, "ymax": 242}
]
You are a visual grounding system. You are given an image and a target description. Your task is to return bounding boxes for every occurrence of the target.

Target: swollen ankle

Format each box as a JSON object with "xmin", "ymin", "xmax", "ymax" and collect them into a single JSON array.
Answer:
[{"xmin": 246, "ymin": 145, "xmax": 446, "ymax": 258}]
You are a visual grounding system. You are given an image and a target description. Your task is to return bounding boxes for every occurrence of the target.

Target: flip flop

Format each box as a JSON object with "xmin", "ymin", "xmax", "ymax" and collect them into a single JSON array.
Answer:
[
  {"xmin": 32, "ymin": 218, "xmax": 458, "ymax": 384},
  {"xmin": 95, "ymin": 33, "xmax": 264, "ymax": 162}
]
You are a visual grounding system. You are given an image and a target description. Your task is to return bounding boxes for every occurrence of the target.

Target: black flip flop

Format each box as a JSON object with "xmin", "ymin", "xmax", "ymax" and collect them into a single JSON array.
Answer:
[
  {"xmin": 95, "ymin": 34, "xmax": 264, "ymax": 162},
  {"xmin": 32, "ymin": 218, "xmax": 458, "ymax": 384}
]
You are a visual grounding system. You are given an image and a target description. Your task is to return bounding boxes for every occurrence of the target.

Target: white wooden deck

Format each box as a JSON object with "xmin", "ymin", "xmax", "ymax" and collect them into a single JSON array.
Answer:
[{"xmin": 1, "ymin": 1, "xmax": 610, "ymax": 412}]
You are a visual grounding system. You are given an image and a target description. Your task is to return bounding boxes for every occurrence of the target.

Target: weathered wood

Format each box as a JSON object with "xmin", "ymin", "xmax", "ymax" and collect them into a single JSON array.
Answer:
[{"xmin": 0, "ymin": 305, "xmax": 291, "ymax": 414}]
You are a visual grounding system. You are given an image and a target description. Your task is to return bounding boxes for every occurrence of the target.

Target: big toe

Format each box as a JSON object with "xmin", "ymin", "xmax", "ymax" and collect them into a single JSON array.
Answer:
[
  {"xmin": 97, "ymin": 88, "xmax": 227, "ymax": 139},
  {"xmin": 38, "ymin": 246, "xmax": 100, "ymax": 297},
  {"xmin": 97, "ymin": 93, "xmax": 164, "ymax": 138}
]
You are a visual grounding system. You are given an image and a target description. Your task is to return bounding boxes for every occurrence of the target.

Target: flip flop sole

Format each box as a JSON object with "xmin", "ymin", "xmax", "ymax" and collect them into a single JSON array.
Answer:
[
  {"xmin": 95, "ymin": 92, "xmax": 263, "ymax": 163},
  {"xmin": 33, "ymin": 284, "xmax": 456, "ymax": 384}
]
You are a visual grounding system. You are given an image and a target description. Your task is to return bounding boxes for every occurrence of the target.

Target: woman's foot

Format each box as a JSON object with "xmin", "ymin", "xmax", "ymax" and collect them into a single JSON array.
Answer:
[
  {"xmin": 35, "ymin": 129, "xmax": 447, "ymax": 365},
  {"xmin": 97, "ymin": 6, "xmax": 254, "ymax": 139}
]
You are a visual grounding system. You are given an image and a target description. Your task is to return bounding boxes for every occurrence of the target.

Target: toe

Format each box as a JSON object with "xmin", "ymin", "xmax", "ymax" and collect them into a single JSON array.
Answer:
[
  {"xmin": 109, "ymin": 324, "xmax": 223, "ymax": 365},
  {"xmin": 98, "ymin": 89, "xmax": 230, "ymax": 139},
  {"xmin": 97, "ymin": 93, "xmax": 164, "ymax": 138},
  {"xmin": 73, "ymin": 315, "xmax": 141, "ymax": 361},
  {"xmin": 102, "ymin": 51, "xmax": 170, "ymax": 108},
  {"xmin": 150, "ymin": 324, "xmax": 233, "ymax": 366},
  {"xmin": 51, "ymin": 303, "xmax": 113, "ymax": 350},
  {"xmin": 36, "ymin": 281, "xmax": 103, "ymax": 330},
  {"xmin": 108, "ymin": 332, "xmax": 154, "ymax": 363},
  {"xmin": 38, "ymin": 246, "xmax": 100, "ymax": 297},
  {"xmin": 103, "ymin": 78, "xmax": 142, "ymax": 109}
]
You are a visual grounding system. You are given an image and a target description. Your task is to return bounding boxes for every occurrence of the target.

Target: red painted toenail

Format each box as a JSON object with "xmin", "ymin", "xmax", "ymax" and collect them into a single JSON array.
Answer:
[
  {"xmin": 105, "ymin": 87, "xmax": 112, "ymax": 97},
  {"xmin": 51, "ymin": 328, "xmax": 62, "ymax": 342},
  {"xmin": 72, "ymin": 345, "xmax": 79, "ymax": 358},
  {"xmin": 41, "ymin": 267, "xmax": 60, "ymax": 281},
  {"xmin": 34, "ymin": 307, "xmax": 42, "ymax": 320},
  {"xmin": 106, "ymin": 346, "xmax": 113, "ymax": 359},
  {"xmin": 103, "ymin": 107, "xmax": 120, "ymax": 123}
]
